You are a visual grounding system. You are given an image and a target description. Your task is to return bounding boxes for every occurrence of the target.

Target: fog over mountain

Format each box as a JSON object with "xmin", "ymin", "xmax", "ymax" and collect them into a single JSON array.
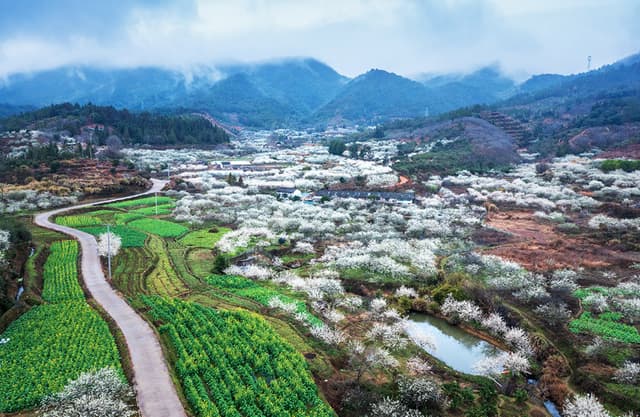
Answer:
[
  {"xmin": 2, "ymin": 51, "xmax": 639, "ymax": 127},
  {"xmin": 1, "ymin": 0, "xmax": 638, "ymax": 79},
  {"xmin": 1, "ymin": 1, "xmax": 639, "ymax": 127}
]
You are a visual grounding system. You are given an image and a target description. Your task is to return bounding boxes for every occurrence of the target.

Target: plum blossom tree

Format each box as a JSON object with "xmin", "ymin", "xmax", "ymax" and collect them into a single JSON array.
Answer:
[
  {"xmin": 441, "ymin": 295, "xmax": 482, "ymax": 322},
  {"xmin": 481, "ymin": 313, "xmax": 508, "ymax": 336},
  {"xmin": 292, "ymin": 241, "xmax": 315, "ymax": 254},
  {"xmin": 395, "ymin": 286, "xmax": 418, "ymax": 298},
  {"xmin": 406, "ymin": 357, "xmax": 432, "ymax": 376},
  {"xmin": 367, "ymin": 397, "xmax": 424, "ymax": 417},
  {"xmin": 40, "ymin": 368, "xmax": 135, "ymax": 417},
  {"xmin": 370, "ymin": 298, "xmax": 388, "ymax": 313},
  {"xmin": 310, "ymin": 324, "xmax": 346, "ymax": 346},
  {"xmin": 337, "ymin": 295, "xmax": 364, "ymax": 311},
  {"xmin": 474, "ymin": 351, "xmax": 530, "ymax": 377},
  {"xmin": 367, "ymin": 322, "xmax": 409, "ymax": 350},
  {"xmin": 267, "ymin": 297, "xmax": 298, "ymax": 315},
  {"xmin": 549, "ymin": 269, "xmax": 579, "ymax": 293},
  {"xmin": 224, "ymin": 264, "xmax": 272, "ymax": 280},
  {"xmin": 97, "ymin": 232, "xmax": 122, "ymax": 258},
  {"xmin": 583, "ymin": 293, "xmax": 610, "ymax": 313},
  {"xmin": 563, "ymin": 393, "xmax": 611, "ymax": 417},
  {"xmin": 504, "ymin": 327, "xmax": 533, "ymax": 356},
  {"xmin": 348, "ymin": 341, "xmax": 399, "ymax": 383},
  {"xmin": 0, "ymin": 230, "xmax": 10, "ymax": 264},
  {"xmin": 323, "ymin": 308, "xmax": 345, "ymax": 323},
  {"xmin": 398, "ymin": 376, "xmax": 448, "ymax": 410},
  {"xmin": 614, "ymin": 361, "xmax": 640, "ymax": 384},
  {"xmin": 408, "ymin": 331, "xmax": 436, "ymax": 352},
  {"xmin": 534, "ymin": 302, "xmax": 572, "ymax": 327}
]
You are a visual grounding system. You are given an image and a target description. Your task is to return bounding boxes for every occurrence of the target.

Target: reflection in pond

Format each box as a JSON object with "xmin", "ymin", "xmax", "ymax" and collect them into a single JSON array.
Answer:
[
  {"xmin": 15, "ymin": 285, "xmax": 24, "ymax": 301},
  {"xmin": 406, "ymin": 313, "xmax": 505, "ymax": 375},
  {"xmin": 544, "ymin": 400, "xmax": 562, "ymax": 417}
]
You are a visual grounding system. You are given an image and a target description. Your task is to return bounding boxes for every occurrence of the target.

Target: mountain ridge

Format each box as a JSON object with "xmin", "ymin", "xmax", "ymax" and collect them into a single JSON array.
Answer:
[{"xmin": 1, "ymin": 52, "xmax": 638, "ymax": 127}]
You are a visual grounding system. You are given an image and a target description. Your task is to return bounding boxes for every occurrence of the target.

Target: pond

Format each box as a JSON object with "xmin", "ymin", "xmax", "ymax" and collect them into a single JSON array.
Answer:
[
  {"xmin": 405, "ymin": 313, "xmax": 505, "ymax": 375},
  {"xmin": 15, "ymin": 285, "xmax": 24, "ymax": 301}
]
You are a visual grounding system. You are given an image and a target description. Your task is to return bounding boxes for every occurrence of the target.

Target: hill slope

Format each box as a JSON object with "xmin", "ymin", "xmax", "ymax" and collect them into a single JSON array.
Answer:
[
  {"xmin": 313, "ymin": 69, "xmax": 438, "ymax": 123},
  {"xmin": 0, "ymin": 58, "xmax": 347, "ymax": 127},
  {"xmin": 419, "ymin": 66, "xmax": 516, "ymax": 111}
]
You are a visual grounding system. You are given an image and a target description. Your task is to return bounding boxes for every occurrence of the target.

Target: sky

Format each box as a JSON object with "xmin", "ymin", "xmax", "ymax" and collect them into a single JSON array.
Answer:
[{"xmin": 0, "ymin": 0, "xmax": 638, "ymax": 80}]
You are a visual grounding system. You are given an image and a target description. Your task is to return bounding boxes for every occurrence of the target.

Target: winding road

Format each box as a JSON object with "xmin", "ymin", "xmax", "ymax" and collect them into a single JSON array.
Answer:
[{"xmin": 34, "ymin": 179, "xmax": 187, "ymax": 417}]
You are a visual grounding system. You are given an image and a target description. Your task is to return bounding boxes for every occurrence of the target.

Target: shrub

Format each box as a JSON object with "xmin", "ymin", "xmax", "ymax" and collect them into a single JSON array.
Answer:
[{"xmin": 211, "ymin": 254, "xmax": 229, "ymax": 274}]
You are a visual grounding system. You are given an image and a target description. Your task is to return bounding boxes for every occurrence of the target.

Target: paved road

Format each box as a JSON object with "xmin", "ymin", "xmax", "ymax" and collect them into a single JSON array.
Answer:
[{"xmin": 34, "ymin": 179, "xmax": 188, "ymax": 417}]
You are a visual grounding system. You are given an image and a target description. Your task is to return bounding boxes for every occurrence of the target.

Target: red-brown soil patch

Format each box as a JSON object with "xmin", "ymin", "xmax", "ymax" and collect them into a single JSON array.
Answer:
[
  {"xmin": 1, "ymin": 159, "xmax": 150, "ymax": 196},
  {"xmin": 387, "ymin": 174, "xmax": 414, "ymax": 191},
  {"xmin": 599, "ymin": 143, "xmax": 640, "ymax": 159},
  {"xmin": 577, "ymin": 362, "xmax": 615, "ymax": 379},
  {"xmin": 483, "ymin": 210, "xmax": 640, "ymax": 271}
]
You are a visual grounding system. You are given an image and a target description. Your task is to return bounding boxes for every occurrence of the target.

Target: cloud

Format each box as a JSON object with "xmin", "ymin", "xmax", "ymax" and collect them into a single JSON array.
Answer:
[{"xmin": 0, "ymin": 0, "xmax": 638, "ymax": 79}]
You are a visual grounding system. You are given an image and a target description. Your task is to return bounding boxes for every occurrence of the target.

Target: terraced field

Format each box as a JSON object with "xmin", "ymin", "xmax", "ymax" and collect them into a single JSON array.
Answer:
[
  {"xmin": 80, "ymin": 225, "xmax": 148, "ymax": 247},
  {"xmin": 145, "ymin": 235, "xmax": 189, "ymax": 296},
  {"xmin": 0, "ymin": 240, "xmax": 123, "ymax": 413},
  {"xmin": 141, "ymin": 296, "xmax": 335, "ymax": 417},
  {"xmin": 104, "ymin": 195, "xmax": 174, "ymax": 209},
  {"xmin": 132, "ymin": 202, "xmax": 176, "ymax": 215},
  {"xmin": 179, "ymin": 227, "xmax": 230, "ymax": 248},
  {"xmin": 129, "ymin": 217, "xmax": 189, "ymax": 238},
  {"xmin": 205, "ymin": 274, "xmax": 322, "ymax": 326},
  {"xmin": 113, "ymin": 246, "xmax": 154, "ymax": 295},
  {"xmin": 55, "ymin": 214, "xmax": 103, "ymax": 227},
  {"xmin": 32, "ymin": 190, "xmax": 334, "ymax": 417}
]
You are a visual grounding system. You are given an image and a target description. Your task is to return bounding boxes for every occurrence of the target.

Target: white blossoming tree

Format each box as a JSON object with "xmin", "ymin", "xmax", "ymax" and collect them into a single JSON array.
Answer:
[
  {"xmin": 563, "ymin": 393, "xmax": 611, "ymax": 417},
  {"xmin": 614, "ymin": 361, "xmax": 640, "ymax": 385},
  {"xmin": 40, "ymin": 368, "xmax": 135, "ymax": 417},
  {"xmin": 97, "ymin": 232, "xmax": 122, "ymax": 258},
  {"xmin": 474, "ymin": 351, "xmax": 530, "ymax": 378},
  {"xmin": 367, "ymin": 397, "xmax": 424, "ymax": 417},
  {"xmin": 0, "ymin": 229, "xmax": 10, "ymax": 265}
]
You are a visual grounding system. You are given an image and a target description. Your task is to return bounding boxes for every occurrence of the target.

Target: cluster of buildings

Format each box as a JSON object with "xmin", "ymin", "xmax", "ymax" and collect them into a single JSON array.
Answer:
[{"xmin": 274, "ymin": 187, "xmax": 415, "ymax": 205}]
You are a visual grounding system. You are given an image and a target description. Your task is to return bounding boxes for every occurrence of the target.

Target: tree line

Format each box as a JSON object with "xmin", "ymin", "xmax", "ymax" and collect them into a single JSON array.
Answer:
[{"xmin": 0, "ymin": 103, "xmax": 229, "ymax": 146}]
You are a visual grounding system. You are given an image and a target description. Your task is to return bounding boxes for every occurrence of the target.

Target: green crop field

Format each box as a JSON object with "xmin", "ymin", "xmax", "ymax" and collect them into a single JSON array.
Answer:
[
  {"xmin": 114, "ymin": 212, "xmax": 145, "ymax": 224},
  {"xmin": 0, "ymin": 303, "xmax": 123, "ymax": 412},
  {"xmin": 179, "ymin": 227, "xmax": 230, "ymax": 248},
  {"xmin": 141, "ymin": 296, "xmax": 335, "ymax": 417},
  {"xmin": 83, "ymin": 209, "xmax": 117, "ymax": 217},
  {"xmin": 80, "ymin": 225, "xmax": 147, "ymax": 247},
  {"xmin": 129, "ymin": 218, "xmax": 189, "ymax": 238},
  {"xmin": 131, "ymin": 202, "xmax": 176, "ymax": 215},
  {"xmin": 205, "ymin": 275, "xmax": 321, "ymax": 326},
  {"xmin": 0, "ymin": 240, "xmax": 123, "ymax": 413},
  {"xmin": 104, "ymin": 196, "xmax": 174, "ymax": 209},
  {"xmin": 145, "ymin": 235, "xmax": 188, "ymax": 296},
  {"xmin": 55, "ymin": 215, "xmax": 103, "ymax": 227},
  {"xmin": 112, "ymin": 247, "xmax": 153, "ymax": 295},
  {"xmin": 41, "ymin": 240, "xmax": 84, "ymax": 303},
  {"xmin": 569, "ymin": 312, "xmax": 640, "ymax": 344}
]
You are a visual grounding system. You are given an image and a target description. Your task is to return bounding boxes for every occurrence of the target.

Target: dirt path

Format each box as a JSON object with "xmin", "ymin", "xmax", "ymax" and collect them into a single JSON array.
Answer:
[{"xmin": 34, "ymin": 179, "xmax": 187, "ymax": 417}]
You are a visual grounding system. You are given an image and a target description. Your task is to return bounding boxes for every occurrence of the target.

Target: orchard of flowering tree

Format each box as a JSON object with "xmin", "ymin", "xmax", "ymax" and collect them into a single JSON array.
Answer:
[{"xmin": 2, "ymin": 79, "xmax": 640, "ymax": 417}]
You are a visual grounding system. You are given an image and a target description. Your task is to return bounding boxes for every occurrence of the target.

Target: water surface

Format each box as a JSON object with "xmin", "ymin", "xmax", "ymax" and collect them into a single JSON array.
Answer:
[{"xmin": 406, "ymin": 313, "xmax": 504, "ymax": 375}]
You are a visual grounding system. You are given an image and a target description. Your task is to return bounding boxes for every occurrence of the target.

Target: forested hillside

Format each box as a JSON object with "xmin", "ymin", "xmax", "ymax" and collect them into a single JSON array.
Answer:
[{"xmin": 0, "ymin": 103, "xmax": 229, "ymax": 146}]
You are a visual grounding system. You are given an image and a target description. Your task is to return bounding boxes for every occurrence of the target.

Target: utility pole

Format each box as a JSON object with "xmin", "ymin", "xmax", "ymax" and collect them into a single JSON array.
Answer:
[{"xmin": 106, "ymin": 224, "xmax": 112, "ymax": 280}]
